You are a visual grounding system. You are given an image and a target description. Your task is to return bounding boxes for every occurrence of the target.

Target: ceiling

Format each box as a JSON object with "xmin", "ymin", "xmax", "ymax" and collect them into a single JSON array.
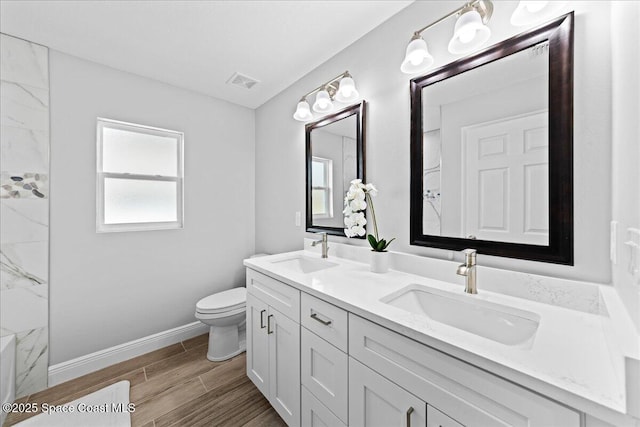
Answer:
[{"xmin": 0, "ymin": 0, "xmax": 413, "ymax": 109}]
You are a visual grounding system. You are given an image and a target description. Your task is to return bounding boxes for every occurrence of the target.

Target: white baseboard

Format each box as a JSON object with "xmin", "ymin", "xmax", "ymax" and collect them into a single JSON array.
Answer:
[{"xmin": 48, "ymin": 321, "xmax": 209, "ymax": 386}]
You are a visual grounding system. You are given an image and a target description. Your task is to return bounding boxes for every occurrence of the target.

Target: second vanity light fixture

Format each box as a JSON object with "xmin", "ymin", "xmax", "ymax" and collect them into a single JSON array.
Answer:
[
  {"xmin": 401, "ymin": 1, "xmax": 566, "ymax": 75},
  {"xmin": 293, "ymin": 71, "xmax": 359, "ymax": 122},
  {"xmin": 401, "ymin": 0, "xmax": 494, "ymax": 74}
]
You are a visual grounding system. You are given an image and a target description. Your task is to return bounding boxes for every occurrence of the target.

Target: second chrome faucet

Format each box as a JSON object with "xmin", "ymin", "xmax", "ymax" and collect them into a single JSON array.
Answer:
[
  {"xmin": 456, "ymin": 249, "xmax": 477, "ymax": 294},
  {"xmin": 311, "ymin": 232, "xmax": 329, "ymax": 258}
]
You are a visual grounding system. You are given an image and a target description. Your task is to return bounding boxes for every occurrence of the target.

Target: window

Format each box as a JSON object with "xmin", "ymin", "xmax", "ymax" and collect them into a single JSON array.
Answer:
[
  {"xmin": 311, "ymin": 156, "xmax": 333, "ymax": 218},
  {"xmin": 97, "ymin": 118, "xmax": 184, "ymax": 232}
]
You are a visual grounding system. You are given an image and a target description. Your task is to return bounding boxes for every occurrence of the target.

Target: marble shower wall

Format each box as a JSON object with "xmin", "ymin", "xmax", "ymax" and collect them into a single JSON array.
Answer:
[{"xmin": 0, "ymin": 33, "xmax": 49, "ymax": 397}]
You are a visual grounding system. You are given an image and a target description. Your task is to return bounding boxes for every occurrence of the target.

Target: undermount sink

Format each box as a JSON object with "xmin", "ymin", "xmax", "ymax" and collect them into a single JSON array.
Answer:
[
  {"xmin": 271, "ymin": 255, "xmax": 338, "ymax": 274},
  {"xmin": 381, "ymin": 284, "xmax": 540, "ymax": 346}
]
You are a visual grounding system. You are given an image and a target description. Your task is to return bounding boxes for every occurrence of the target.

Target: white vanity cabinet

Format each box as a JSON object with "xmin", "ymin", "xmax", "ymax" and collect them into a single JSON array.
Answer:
[
  {"xmin": 246, "ymin": 270, "xmax": 301, "ymax": 427},
  {"xmin": 349, "ymin": 314, "xmax": 580, "ymax": 427},
  {"xmin": 245, "ymin": 265, "xmax": 586, "ymax": 427}
]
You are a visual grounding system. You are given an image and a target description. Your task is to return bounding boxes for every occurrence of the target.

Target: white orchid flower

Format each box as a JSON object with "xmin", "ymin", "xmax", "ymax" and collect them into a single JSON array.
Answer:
[
  {"xmin": 350, "ymin": 199, "xmax": 366, "ymax": 211},
  {"xmin": 365, "ymin": 183, "xmax": 378, "ymax": 196}
]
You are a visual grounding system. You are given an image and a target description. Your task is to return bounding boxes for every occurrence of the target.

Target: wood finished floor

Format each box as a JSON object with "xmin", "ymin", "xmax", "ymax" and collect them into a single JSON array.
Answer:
[{"xmin": 4, "ymin": 334, "xmax": 287, "ymax": 427}]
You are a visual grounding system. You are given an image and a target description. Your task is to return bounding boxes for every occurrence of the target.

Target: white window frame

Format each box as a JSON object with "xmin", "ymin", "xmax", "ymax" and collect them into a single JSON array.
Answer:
[
  {"xmin": 96, "ymin": 118, "xmax": 184, "ymax": 233},
  {"xmin": 311, "ymin": 156, "xmax": 333, "ymax": 219}
]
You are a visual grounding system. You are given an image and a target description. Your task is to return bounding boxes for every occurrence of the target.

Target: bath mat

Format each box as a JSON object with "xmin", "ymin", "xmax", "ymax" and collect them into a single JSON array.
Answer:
[{"xmin": 15, "ymin": 380, "xmax": 131, "ymax": 427}]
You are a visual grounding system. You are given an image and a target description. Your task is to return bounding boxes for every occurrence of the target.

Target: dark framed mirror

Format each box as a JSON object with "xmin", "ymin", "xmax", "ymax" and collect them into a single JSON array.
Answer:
[
  {"xmin": 410, "ymin": 13, "xmax": 573, "ymax": 264},
  {"xmin": 306, "ymin": 101, "xmax": 366, "ymax": 237}
]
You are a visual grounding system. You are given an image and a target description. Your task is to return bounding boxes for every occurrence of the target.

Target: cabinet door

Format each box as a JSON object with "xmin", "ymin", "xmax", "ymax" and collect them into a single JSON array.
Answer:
[
  {"xmin": 350, "ymin": 357, "xmax": 426, "ymax": 427},
  {"xmin": 246, "ymin": 293, "xmax": 269, "ymax": 397},
  {"xmin": 301, "ymin": 327, "xmax": 348, "ymax": 423},
  {"xmin": 269, "ymin": 307, "xmax": 301, "ymax": 427}
]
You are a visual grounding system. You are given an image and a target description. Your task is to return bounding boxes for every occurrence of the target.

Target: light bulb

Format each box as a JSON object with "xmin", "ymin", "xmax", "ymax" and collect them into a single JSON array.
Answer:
[
  {"xmin": 524, "ymin": 1, "xmax": 548, "ymax": 13},
  {"xmin": 400, "ymin": 37, "xmax": 434, "ymax": 74},
  {"xmin": 409, "ymin": 52, "xmax": 423, "ymax": 65},
  {"xmin": 335, "ymin": 76, "xmax": 359, "ymax": 103},
  {"xmin": 448, "ymin": 9, "xmax": 491, "ymax": 54},
  {"xmin": 458, "ymin": 27, "xmax": 477, "ymax": 44},
  {"xmin": 511, "ymin": 1, "xmax": 564, "ymax": 26},
  {"xmin": 313, "ymin": 90, "xmax": 334, "ymax": 113},
  {"xmin": 293, "ymin": 100, "xmax": 313, "ymax": 121}
]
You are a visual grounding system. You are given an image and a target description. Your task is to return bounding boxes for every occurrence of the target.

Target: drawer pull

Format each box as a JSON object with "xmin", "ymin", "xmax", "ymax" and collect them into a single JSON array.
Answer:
[
  {"xmin": 267, "ymin": 314, "xmax": 274, "ymax": 334},
  {"xmin": 260, "ymin": 309, "xmax": 266, "ymax": 328},
  {"xmin": 406, "ymin": 407, "xmax": 414, "ymax": 427},
  {"xmin": 310, "ymin": 312, "xmax": 332, "ymax": 326}
]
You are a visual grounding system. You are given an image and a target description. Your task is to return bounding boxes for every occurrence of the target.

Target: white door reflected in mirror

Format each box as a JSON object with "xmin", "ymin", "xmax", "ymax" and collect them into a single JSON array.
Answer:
[{"xmin": 422, "ymin": 41, "xmax": 549, "ymax": 246}]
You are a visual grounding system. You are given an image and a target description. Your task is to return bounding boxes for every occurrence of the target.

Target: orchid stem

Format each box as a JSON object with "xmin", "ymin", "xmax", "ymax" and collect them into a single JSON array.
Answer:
[{"xmin": 366, "ymin": 192, "xmax": 379, "ymax": 241}]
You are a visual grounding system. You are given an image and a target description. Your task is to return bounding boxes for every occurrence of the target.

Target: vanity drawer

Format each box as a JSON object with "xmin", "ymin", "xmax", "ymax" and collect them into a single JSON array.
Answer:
[
  {"xmin": 349, "ymin": 314, "xmax": 580, "ymax": 427},
  {"xmin": 301, "ymin": 327, "xmax": 348, "ymax": 423},
  {"xmin": 302, "ymin": 386, "xmax": 347, "ymax": 427},
  {"xmin": 301, "ymin": 292, "xmax": 348, "ymax": 352},
  {"xmin": 246, "ymin": 269, "xmax": 300, "ymax": 322}
]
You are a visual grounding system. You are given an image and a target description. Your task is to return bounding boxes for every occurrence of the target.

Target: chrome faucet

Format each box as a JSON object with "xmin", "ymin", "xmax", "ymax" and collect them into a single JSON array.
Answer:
[
  {"xmin": 311, "ymin": 232, "xmax": 329, "ymax": 258},
  {"xmin": 456, "ymin": 249, "xmax": 477, "ymax": 294}
]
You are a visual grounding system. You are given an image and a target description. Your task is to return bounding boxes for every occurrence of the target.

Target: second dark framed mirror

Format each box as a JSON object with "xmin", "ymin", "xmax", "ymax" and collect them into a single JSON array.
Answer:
[
  {"xmin": 306, "ymin": 101, "xmax": 366, "ymax": 237},
  {"xmin": 410, "ymin": 13, "xmax": 573, "ymax": 264}
]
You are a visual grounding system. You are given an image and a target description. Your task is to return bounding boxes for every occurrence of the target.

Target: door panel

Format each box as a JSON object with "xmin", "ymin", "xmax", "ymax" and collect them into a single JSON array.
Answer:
[
  {"xmin": 463, "ymin": 111, "xmax": 548, "ymax": 245},
  {"xmin": 246, "ymin": 293, "xmax": 269, "ymax": 397},
  {"xmin": 349, "ymin": 357, "xmax": 426, "ymax": 427},
  {"xmin": 269, "ymin": 308, "xmax": 301, "ymax": 427}
]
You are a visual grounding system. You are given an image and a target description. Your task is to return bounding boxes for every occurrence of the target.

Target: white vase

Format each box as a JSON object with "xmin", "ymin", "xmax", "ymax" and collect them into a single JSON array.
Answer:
[{"xmin": 370, "ymin": 251, "xmax": 389, "ymax": 273}]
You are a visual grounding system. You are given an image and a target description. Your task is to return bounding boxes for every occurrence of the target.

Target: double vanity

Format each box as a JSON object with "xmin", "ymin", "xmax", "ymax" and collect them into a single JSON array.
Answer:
[{"xmin": 244, "ymin": 240, "xmax": 637, "ymax": 427}]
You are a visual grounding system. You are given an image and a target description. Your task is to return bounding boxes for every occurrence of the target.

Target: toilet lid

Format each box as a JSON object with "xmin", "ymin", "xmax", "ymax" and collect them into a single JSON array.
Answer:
[{"xmin": 196, "ymin": 287, "xmax": 246, "ymax": 314}]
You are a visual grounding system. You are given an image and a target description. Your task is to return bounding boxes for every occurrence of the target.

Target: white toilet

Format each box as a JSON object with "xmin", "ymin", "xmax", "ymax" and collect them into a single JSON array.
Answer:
[{"xmin": 195, "ymin": 287, "xmax": 247, "ymax": 362}]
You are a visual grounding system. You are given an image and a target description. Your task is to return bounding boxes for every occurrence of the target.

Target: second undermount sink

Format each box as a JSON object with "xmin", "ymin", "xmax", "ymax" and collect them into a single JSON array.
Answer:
[
  {"xmin": 381, "ymin": 284, "xmax": 540, "ymax": 346},
  {"xmin": 271, "ymin": 255, "xmax": 338, "ymax": 274}
]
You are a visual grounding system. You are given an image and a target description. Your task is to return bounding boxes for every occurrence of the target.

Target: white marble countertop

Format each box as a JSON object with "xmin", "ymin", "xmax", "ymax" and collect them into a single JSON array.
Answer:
[{"xmin": 244, "ymin": 242, "xmax": 639, "ymax": 425}]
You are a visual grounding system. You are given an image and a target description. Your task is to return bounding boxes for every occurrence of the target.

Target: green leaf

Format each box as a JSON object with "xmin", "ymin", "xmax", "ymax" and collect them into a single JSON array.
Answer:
[
  {"xmin": 367, "ymin": 234, "xmax": 378, "ymax": 250},
  {"xmin": 382, "ymin": 238, "xmax": 396, "ymax": 250},
  {"xmin": 376, "ymin": 239, "xmax": 387, "ymax": 251}
]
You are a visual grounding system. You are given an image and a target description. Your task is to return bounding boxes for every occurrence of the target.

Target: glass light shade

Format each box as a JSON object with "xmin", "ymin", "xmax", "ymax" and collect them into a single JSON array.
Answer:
[
  {"xmin": 335, "ymin": 77, "xmax": 359, "ymax": 103},
  {"xmin": 448, "ymin": 9, "xmax": 491, "ymax": 55},
  {"xmin": 511, "ymin": 1, "xmax": 565, "ymax": 26},
  {"xmin": 293, "ymin": 100, "xmax": 313, "ymax": 121},
  {"xmin": 400, "ymin": 37, "xmax": 434, "ymax": 74},
  {"xmin": 313, "ymin": 89, "xmax": 334, "ymax": 113}
]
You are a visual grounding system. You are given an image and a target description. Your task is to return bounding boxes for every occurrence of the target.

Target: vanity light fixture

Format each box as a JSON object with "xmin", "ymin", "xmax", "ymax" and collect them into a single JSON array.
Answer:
[
  {"xmin": 400, "ymin": 0, "xmax": 493, "ymax": 74},
  {"xmin": 510, "ymin": 1, "xmax": 565, "ymax": 26},
  {"xmin": 293, "ymin": 71, "xmax": 359, "ymax": 122}
]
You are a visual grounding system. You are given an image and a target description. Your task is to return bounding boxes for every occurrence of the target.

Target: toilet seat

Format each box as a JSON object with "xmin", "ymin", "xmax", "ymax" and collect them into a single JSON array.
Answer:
[{"xmin": 196, "ymin": 287, "xmax": 246, "ymax": 315}]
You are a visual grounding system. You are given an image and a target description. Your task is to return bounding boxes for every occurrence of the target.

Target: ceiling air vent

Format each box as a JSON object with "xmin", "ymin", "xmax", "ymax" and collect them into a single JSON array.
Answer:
[{"xmin": 226, "ymin": 72, "xmax": 260, "ymax": 90}]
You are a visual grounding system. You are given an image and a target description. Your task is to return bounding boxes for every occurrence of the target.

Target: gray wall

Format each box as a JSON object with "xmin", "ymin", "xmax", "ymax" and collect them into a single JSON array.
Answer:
[
  {"xmin": 611, "ymin": 1, "xmax": 640, "ymax": 331},
  {"xmin": 255, "ymin": 1, "xmax": 613, "ymax": 283},
  {"xmin": 49, "ymin": 51, "xmax": 255, "ymax": 363}
]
